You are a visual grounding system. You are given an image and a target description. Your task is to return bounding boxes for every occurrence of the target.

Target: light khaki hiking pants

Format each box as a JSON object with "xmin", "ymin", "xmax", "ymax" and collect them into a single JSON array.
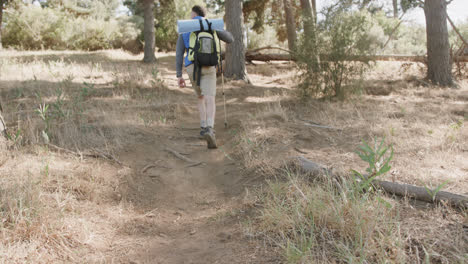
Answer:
[{"xmin": 186, "ymin": 64, "xmax": 217, "ymax": 97}]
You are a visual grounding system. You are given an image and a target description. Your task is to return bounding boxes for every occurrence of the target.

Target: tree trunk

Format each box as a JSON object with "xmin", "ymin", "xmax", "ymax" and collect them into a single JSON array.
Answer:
[
  {"xmin": 282, "ymin": 0, "xmax": 297, "ymax": 51},
  {"xmin": 424, "ymin": 0, "xmax": 453, "ymax": 86},
  {"xmin": 142, "ymin": 0, "xmax": 156, "ymax": 63},
  {"xmin": 225, "ymin": 0, "xmax": 246, "ymax": 80},
  {"xmin": 0, "ymin": 0, "xmax": 4, "ymax": 50},
  {"xmin": 393, "ymin": 0, "xmax": 398, "ymax": 18},
  {"xmin": 300, "ymin": 0, "xmax": 315, "ymax": 39},
  {"xmin": 311, "ymin": 0, "xmax": 317, "ymax": 24}
]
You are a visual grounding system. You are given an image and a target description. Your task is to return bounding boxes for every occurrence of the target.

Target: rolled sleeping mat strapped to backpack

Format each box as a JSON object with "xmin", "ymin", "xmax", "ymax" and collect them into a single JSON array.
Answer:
[{"xmin": 177, "ymin": 18, "xmax": 224, "ymax": 34}]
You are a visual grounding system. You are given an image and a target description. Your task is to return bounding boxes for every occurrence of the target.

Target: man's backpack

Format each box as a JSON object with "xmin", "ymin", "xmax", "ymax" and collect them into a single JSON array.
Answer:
[{"xmin": 188, "ymin": 19, "xmax": 221, "ymax": 86}]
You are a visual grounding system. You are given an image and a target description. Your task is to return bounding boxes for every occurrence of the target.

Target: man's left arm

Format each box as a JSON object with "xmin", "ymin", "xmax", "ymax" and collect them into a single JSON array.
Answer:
[
  {"xmin": 217, "ymin": 30, "xmax": 234, "ymax": 44},
  {"xmin": 176, "ymin": 35, "xmax": 185, "ymax": 78}
]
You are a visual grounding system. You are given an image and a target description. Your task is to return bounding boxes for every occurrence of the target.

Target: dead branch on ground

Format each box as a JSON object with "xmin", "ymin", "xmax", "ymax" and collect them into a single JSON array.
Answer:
[{"xmin": 296, "ymin": 156, "xmax": 468, "ymax": 209}]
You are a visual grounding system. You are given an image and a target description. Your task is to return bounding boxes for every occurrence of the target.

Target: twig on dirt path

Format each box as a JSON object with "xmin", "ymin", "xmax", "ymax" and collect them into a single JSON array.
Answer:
[
  {"xmin": 90, "ymin": 148, "xmax": 123, "ymax": 166},
  {"xmin": 303, "ymin": 122, "xmax": 339, "ymax": 130},
  {"xmin": 165, "ymin": 147, "xmax": 206, "ymax": 168},
  {"xmin": 142, "ymin": 164, "xmax": 156, "ymax": 173},
  {"xmin": 148, "ymin": 174, "xmax": 160, "ymax": 179},
  {"xmin": 298, "ymin": 118, "xmax": 341, "ymax": 130},
  {"xmin": 265, "ymin": 78, "xmax": 285, "ymax": 84},
  {"xmin": 185, "ymin": 162, "xmax": 204, "ymax": 168},
  {"xmin": 47, "ymin": 144, "xmax": 123, "ymax": 165},
  {"xmin": 165, "ymin": 147, "xmax": 197, "ymax": 163},
  {"xmin": 294, "ymin": 147, "xmax": 309, "ymax": 154},
  {"xmin": 186, "ymin": 143, "xmax": 205, "ymax": 147},
  {"xmin": 141, "ymin": 160, "xmax": 162, "ymax": 173},
  {"xmin": 47, "ymin": 143, "xmax": 79, "ymax": 155},
  {"xmin": 175, "ymin": 126, "xmax": 200, "ymax": 131},
  {"xmin": 415, "ymin": 79, "xmax": 431, "ymax": 87}
]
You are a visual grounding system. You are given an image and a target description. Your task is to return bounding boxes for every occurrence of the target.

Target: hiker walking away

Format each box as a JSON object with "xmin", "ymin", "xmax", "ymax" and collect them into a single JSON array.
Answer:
[{"xmin": 176, "ymin": 5, "xmax": 234, "ymax": 149}]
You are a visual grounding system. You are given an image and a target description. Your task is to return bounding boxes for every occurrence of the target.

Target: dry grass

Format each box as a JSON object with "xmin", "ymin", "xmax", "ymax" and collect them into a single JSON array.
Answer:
[
  {"xmin": 0, "ymin": 49, "xmax": 184, "ymax": 262},
  {"xmin": 0, "ymin": 50, "xmax": 467, "ymax": 262},
  {"xmin": 0, "ymin": 50, "xmax": 177, "ymax": 153},
  {"xmin": 253, "ymin": 171, "xmax": 406, "ymax": 263},
  {"xmin": 239, "ymin": 61, "xmax": 468, "ymax": 263},
  {"xmin": 0, "ymin": 148, "xmax": 123, "ymax": 262}
]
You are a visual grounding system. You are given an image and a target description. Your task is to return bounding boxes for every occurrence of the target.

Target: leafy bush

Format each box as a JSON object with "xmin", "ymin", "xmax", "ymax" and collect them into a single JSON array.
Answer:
[
  {"xmin": 2, "ymin": 5, "xmax": 140, "ymax": 51},
  {"xmin": 296, "ymin": 10, "xmax": 376, "ymax": 99},
  {"xmin": 3, "ymin": 5, "xmax": 67, "ymax": 49}
]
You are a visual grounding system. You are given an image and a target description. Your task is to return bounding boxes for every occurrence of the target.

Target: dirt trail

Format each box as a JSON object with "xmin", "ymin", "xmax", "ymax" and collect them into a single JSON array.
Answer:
[{"xmin": 112, "ymin": 58, "xmax": 278, "ymax": 263}]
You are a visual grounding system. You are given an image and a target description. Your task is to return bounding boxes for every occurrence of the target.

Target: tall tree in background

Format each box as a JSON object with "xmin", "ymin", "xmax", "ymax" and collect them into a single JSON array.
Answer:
[
  {"xmin": 0, "ymin": 0, "xmax": 11, "ymax": 50},
  {"xmin": 283, "ymin": 0, "xmax": 297, "ymax": 51},
  {"xmin": 311, "ymin": 0, "xmax": 317, "ymax": 23},
  {"xmin": 0, "ymin": 0, "xmax": 4, "ymax": 50},
  {"xmin": 225, "ymin": 0, "xmax": 246, "ymax": 80},
  {"xmin": 300, "ymin": 0, "xmax": 316, "ymax": 44},
  {"xmin": 141, "ymin": 0, "xmax": 156, "ymax": 63},
  {"xmin": 155, "ymin": 0, "xmax": 177, "ymax": 51},
  {"xmin": 393, "ymin": 0, "xmax": 398, "ymax": 18},
  {"xmin": 208, "ymin": 0, "xmax": 304, "ymax": 49},
  {"xmin": 424, "ymin": 0, "xmax": 452, "ymax": 86}
]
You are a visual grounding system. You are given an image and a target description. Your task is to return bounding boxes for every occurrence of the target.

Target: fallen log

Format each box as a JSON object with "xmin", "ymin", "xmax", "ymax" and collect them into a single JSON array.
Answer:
[
  {"xmin": 296, "ymin": 156, "xmax": 468, "ymax": 209},
  {"xmin": 222, "ymin": 52, "xmax": 468, "ymax": 63}
]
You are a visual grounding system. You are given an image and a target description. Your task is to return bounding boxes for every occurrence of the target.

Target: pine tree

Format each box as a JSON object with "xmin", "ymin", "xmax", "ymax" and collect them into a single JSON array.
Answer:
[
  {"xmin": 225, "ymin": 0, "xmax": 246, "ymax": 80},
  {"xmin": 424, "ymin": 0, "xmax": 453, "ymax": 86},
  {"xmin": 142, "ymin": 0, "xmax": 156, "ymax": 63}
]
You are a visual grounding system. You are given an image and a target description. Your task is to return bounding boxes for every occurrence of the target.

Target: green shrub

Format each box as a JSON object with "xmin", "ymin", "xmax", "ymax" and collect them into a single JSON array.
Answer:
[
  {"xmin": 2, "ymin": 4, "xmax": 140, "ymax": 51},
  {"xmin": 296, "ymin": 10, "xmax": 375, "ymax": 99},
  {"xmin": 3, "ymin": 5, "xmax": 67, "ymax": 49}
]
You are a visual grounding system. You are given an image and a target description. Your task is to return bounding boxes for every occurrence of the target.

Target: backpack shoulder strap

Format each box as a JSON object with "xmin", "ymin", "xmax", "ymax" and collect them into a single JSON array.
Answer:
[
  {"xmin": 205, "ymin": 19, "xmax": 212, "ymax": 32},
  {"xmin": 199, "ymin": 19, "xmax": 204, "ymax": 32}
]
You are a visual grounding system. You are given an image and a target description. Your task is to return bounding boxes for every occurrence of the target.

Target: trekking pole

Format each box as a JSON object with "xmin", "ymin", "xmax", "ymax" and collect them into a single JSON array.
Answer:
[
  {"xmin": 222, "ymin": 69, "xmax": 227, "ymax": 128},
  {"xmin": 219, "ymin": 38, "xmax": 228, "ymax": 128}
]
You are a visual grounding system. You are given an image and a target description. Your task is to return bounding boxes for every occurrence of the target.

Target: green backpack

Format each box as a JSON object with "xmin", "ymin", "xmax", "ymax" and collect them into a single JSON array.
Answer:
[{"xmin": 187, "ymin": 19, "xmax": 221, "ymax": 86}]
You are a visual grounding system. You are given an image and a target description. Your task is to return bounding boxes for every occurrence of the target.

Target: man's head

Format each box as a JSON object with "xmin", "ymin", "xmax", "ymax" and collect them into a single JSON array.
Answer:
[{"xmin": 191, "ymin": 5, "xmax": 206, "ymax": 19}]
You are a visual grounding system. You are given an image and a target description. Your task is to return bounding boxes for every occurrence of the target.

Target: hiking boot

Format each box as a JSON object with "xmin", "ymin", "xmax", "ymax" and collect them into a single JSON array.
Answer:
[
  {"xmin": 204, "ymin": 127, "xmax": 217, "ymax": 149},
  {"xmin": 199, "ymin": 127, "xmax": 208, "ymax": 139}
]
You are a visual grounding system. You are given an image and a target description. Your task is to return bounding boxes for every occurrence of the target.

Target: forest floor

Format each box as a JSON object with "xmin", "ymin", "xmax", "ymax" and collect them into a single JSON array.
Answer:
[{"xmin": 0, "ymin": 50, "xmax": 467, "ymax": 263}]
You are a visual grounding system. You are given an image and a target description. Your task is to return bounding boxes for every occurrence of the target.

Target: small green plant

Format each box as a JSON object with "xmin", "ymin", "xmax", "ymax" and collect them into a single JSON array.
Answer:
[
  {"xmin": 352, "ymin": 137, "xmax": 394, "ymax": 192},
  {"xmin": 450, "ymin": 119, "xmax": 463, "ymax": 130},
  {"xmin": 81, "ymin": 82, "xmax": 95, "ymax": 98},
  {"xmin": 51, "ymin": 88, "xmax": 66, "ymax": 118},
  {"xmin": 14, "ymin": 87, "xmax": 24, "ymax": 99},
  {"xmin": 111, "ymin": 71, "xmax": 120, "ymax": 89},
  {"xmin": 424, "ymin": 181, "xmax": 449, "ymax": 201},
  {"xmin": 42, "ymin": 162, "xmax": 50, "ymax": 178},
  {"xmin": 151, "ymin": 66, "xmax": 164, "ymax": 86},
  {"xmin": 159, "ymin": 115, "xmax": 167, "ymax": 124},
  {"xmin": 5, "ymin": 129, "xmax": 22, "ymax": 147},
  {"xmin": 138, "ymin": 113, "xmax": 154, "ymax": 127},
  {"xmin": 36, "ymin": 103, "xmax": 51, "ymax": 134},
  {"xmin": 62, "ymin": 74, "xmax": 75, "ymax": 88},
  {"xmin": 447, "ymin": 119, "xmax": 464, "ymax": 143}
]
